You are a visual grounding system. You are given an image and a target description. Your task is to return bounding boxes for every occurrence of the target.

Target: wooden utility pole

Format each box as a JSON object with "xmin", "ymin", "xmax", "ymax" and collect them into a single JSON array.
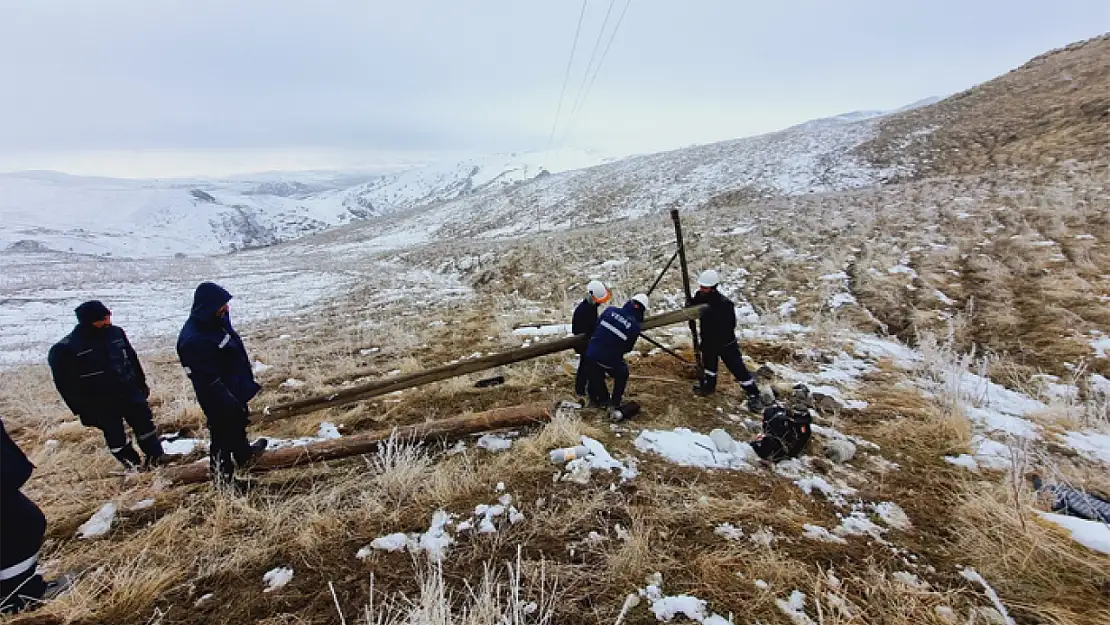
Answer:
[
  {"xmin": 260, "ymin": 305, "xmax": 706, "ymax": 423},
  {"xmin": 670, "ymin": 209, "xmax": 703, "ymax": 370},
  {"xmin": 164, "ymin": 402, "xmax": 553, "ymax": 485}
]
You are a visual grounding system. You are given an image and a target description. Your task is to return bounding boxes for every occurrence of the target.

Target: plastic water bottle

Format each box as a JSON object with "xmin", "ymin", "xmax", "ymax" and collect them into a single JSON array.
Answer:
[{"xmin": 549, "ymin": 445, "xmax": 590, "ymax": 464}]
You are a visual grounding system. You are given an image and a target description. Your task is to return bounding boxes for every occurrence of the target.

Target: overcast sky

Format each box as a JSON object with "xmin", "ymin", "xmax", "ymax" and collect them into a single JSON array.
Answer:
[{"xmin": 0, "ymin": 0, "xmax": 1105, "ymax": 177}]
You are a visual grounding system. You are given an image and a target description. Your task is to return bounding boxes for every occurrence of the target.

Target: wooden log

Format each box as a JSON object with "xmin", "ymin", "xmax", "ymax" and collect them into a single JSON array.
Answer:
[
  {"xmin": 163, "ymin": 402, "xmax": 552, "ymax": 485},
  {"xmin": 259, "ymin": 304, "xmax": 706, "ymax": 423}
]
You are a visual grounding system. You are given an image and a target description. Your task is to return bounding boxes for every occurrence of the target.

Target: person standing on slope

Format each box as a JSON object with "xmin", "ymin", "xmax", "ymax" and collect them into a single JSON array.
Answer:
[
  {"xmin": 688, "ymin": 270, "xmax": 764, "ymax": 412},
  {"xmin": 1, "ymin": 419, "xmax": 70, "ymax": 613},
  {"xmin": 177, "ymin": 283, "xmax": 267, "ymax": 492},
  {"xmin": 572, "ymin": 280, "xmax": 610, "ymax": 403},
  {"xmin": 48, "ymin": 301, "xmax": 166, "ymax": 469},
  {"xmin": 584, "ymin": 294, "xmax": 649, "ymax": 421}
]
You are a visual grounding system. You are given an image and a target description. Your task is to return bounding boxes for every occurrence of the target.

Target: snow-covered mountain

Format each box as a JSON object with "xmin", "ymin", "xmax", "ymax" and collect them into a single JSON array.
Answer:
[
  {"xmin": 0, "ymin": 100, "xmax": 941, "ymax": 260},
  {"xmin": 330, "ymin": 105, "xmax": 930, "ymax": 251},
  {"xmin": 0, "ymin": 148, "xmax": 611, "ymax": 259}
]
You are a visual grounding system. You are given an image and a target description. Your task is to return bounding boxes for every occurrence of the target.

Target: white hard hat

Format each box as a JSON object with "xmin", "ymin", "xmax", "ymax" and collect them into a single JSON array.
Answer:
[
  {"xmin": 631, "ymin": 293, "xmax": 650, "ymax": 309},
  {"xmin": 697, "ymin": 269, "xmax": 720, "ymax": 288},
  {"xmin": 586, "ymin": 280, "xmax": 610, "ymax": 303}
]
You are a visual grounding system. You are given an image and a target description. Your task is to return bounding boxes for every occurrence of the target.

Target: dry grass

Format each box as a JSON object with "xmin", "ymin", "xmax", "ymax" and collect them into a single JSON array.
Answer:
[{"xmin": 4, "ymin": 39, "xmax": 1110, "ymax": 622}]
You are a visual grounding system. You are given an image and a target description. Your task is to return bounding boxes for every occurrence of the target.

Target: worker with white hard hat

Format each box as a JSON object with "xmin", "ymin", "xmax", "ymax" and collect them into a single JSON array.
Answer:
[
  {"xmin": 571, "ymin": 280, "xmax": 611, "ymax": 399},
  {"xmin": 690, "ymin": 269, "xmax": 764, "ymax": 412},
  {"xmin": 583, "ymin": 293, "xmax": 650, "ymax": 421}
]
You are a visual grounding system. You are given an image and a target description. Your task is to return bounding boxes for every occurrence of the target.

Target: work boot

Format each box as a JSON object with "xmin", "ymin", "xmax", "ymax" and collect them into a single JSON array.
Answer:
[
  {"xmin": 239, "ymin": 438, "xmax": 268, "ymax": 469},
  {"xmin": 746, "ymin": 394, "xmax": 765, "ymax": 414},
  {"xmin": 137, "ymin": 434, "xmax": 167, "ymax": 469},
  {"xmin": 692, "ymin": 383, "xmax": 714, "ymax": 397},
  {"xmin": 111, "ymin": 445, "xmax": 143, "ymax": 469}
]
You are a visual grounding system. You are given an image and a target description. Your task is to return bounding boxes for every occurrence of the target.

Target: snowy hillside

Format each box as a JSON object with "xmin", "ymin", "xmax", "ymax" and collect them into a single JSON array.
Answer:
[
  {"xmin": 335, "ymin": 108, "xmax": 924, "ymax": 250},
  {"xmin": 0, "ymin": 171, "xmax": 373, "ymax": 258},
  {"xmin": 340, "ymin": 148, "xmax": 610, "ymax": 219},
  {"xmin": 0, "ymin": 149, "xmax": 610, "ymax": 259}
]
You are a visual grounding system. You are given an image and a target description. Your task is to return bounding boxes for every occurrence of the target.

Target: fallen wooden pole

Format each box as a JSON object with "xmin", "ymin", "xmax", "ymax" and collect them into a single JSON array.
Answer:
[
  {"xmin": 259, "ymin": 305, "xmax": 706, "ymax": 423},
  {"xmin": 164, "ymin": 402, "xmax": 553, "ymax": 485}
]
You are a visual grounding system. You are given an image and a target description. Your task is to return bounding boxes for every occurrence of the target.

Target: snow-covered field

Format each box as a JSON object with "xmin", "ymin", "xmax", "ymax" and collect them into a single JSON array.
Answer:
[
  {"xmin": 0, "ymin": 148, "xmax": 609, "ymax": 259},
  {"xmin": 0, "ymin": 241, "xmax": 471, "ymax": 367}
]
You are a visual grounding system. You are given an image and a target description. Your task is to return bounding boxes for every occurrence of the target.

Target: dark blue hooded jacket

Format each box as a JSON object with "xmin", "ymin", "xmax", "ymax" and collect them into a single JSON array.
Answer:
[
  {"xmin": 48, "ymin": 324, "xmax": 148, "ymax": 419},
  {"xmin": 585, "ymin": 301, "xmax": 644, "ymax": 366},
  {"xmin": 1, "ymin": 419, "xmax": 33, "ymax": 501},
  {"xmin": 176, "ymin": 283, "xmax": 260, "ymax": 421}
]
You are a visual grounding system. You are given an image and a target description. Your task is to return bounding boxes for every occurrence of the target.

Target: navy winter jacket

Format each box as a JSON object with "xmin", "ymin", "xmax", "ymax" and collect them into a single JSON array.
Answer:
[
  {"xmin": 1, "ymin": 419, "xmax": 33, "ymax": 499},
  {"xmin": 176, "ymin": 283, "xmax": 260, "ymax": 422},
  {"xmin": 571, "ymin": 298, "xmax": 600, "ymax": 355},
  {"xmin": 690, "ymin": 289, "xmax": 737, "ymax": 348},
  {"xmin": 48, "ymin": 324, "xmax": 148, "ymax": 419},
  {"xmin": 586, "ymin": 301, "xmax": 643, "ymax": 366}
]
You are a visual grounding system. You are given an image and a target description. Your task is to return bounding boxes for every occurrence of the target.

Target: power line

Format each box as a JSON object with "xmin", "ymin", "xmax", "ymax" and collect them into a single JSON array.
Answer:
[
  {"xmin": 545, "ymin": 0, "xmax": 590, "ymax": 150},
  {"xmin": 560, "ymin": 0, "xmax": 632, "ymax": 146},
  {"xmin": 560, "ymin": 0, "xmax": 617, "ymax": 143}
]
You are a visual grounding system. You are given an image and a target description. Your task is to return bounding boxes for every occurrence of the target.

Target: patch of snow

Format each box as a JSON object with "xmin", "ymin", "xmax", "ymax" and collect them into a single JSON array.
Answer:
[
  {"xmin": 934, "ymin": 290, "xmax": 956, "ymax": 306},
  {"xmin": 1037, "ymin": 512, "xmax": 1110, "ymax": 555},
  {"xmin": 776, "ymin": 590, "xmax": 816, "ymax": 625},
  {"xmin": 853, "ymin": 336, "xmax": 921, "ymax": 368},
  {"xmin": 77, "ymin": 503, "xmax": 117, "ymax": 539},
  {"xmin": 778, "ymin": 297, "xmax": 797, "ymax": 317},
  {"xmin": 634, "ymin": 428, "xmax": 759, "ymax": 470},
  {"xmin": 317, "ymin": 421, "xmax": 341, "ymax": 439},
  {"xmin": 1087, "ymin": 337, "xmax": 1110, "ymax": 357},
  {"xmin": 581, "ymin": 435, "xmax": 638, "ymax": 481},
  {"xmin": 476, "ymin": 434, "xmax": 512, "ymax": 452},
  {"xmin": 1061, "ymin": 430, "xmax": 1110, "ymax": 465},
  {"xmin": 829, "ymin": 292, "xmax": 857, "ymax": 309},
  {"xmin": 280, "ymin": 378, "xmax": 306, "ymax": 389},
  {"xmin": 965, "ymin": 406, "xmax": 1039, "ymax": 439},
  {"xmin": 820, "ymin": 272, "xmax": 848, "ymax": 281},
  {"xmin": 368, "ymin": 533, "xmax": 411, "ymax": 554},
  {"xmin": 129, "ymin": 498, "xmax": 155, "ymax": 511},
  {"xmin": 959, "ymin": 569, "xmax": 1016, "ymax": 625},
  {"xmin": 944, "ymin": 454, "xmax": 980, "ymax": 470},
  {"xmin": 754, "ymin": 579, "xmax": 770, "ymax": 590},
  {"xmin": 970, "ymin": 436, "xmax": 1018, "ymax": 471},
  {"xmin": 892, "ymin": 571, "xmax": 928, "ymax": 589},
  {"xmin": 714, "ymin": 523, "xmax": 745, "ymax": 541},
  {"xmin": 638, "ymin": 577, "xmax": 733, "ymax": 624},
  {"xmin": 1075, "ymin": 234, "xmax": 1096, "ymax": 240},
  {"xmin": 834, "ymin": 511, "xmax": 887, "ymax": 542},
  {"xmin": 160, "ymin": 436, "xmax": 206, "ymax": 455},
  {"xmin": 252, "ymin": 360, "xmax": 272, "ymax": 374},
  {"xmin": 749, "ymin": 527, "xmax": 776, "ymax": 547},
  {"xmin": 802, "ymin": 524, "xmax": 847, "ymax": 544},
  {"xmin": 512, "ymin": 324, "xmax": 571, "ymax": 337},
  {"xmin": 871, "ymin": 502, "xmax": 912, "ymax": 531},
  {"xmin": 417, "ymin": 510, "xmax": 454, "ymax": 563},
  {"xmin": 793, "ymin": 475, "xmax": 857, "ymax": 507},
  {"xmin": 262, "ymin": 567, "xmax": 294, "ymax": 593}
]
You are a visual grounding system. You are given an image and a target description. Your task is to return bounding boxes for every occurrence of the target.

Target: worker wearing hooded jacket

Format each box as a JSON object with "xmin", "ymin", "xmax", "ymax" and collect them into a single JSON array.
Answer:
[
  {"xmin": 47, "ymin": 301, "xmax": 165, "ymax": 468},
  {"xmin": 689, "ymin": 270, "xmax": 763, "ymax": 412},
  {"xmin": 572, "ymin": 280, "xmax": 610, "ymax": 399},
  {"xmin": 1, "ymin": 419, "xmax": 70, "ymax": 613},
  {"xmin": 177, "ymin": 283, "xmax": 266, "ymax": 490},
  {"xmin": 584, "ymin": 294, "xmax": 649, "ymax": 421}
]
